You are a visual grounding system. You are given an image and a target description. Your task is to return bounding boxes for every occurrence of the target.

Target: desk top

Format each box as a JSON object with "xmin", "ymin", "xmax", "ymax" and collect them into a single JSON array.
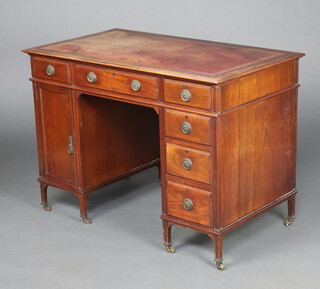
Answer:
[{"xmin": 23, "ymin": 29, "xmax": 304, "ymax": 84}]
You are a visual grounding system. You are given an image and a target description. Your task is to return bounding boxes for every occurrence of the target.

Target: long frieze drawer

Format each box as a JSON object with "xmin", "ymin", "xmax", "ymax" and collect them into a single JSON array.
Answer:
[
  {"xmin": 166, "ymin": 143, "xmax": 212, "ymax": 185},
  {"xmin": 166, "ymin": 181, "xmax": 212, "ymax": 227},
  {"xmin": 165, "ymin": 109, "xmax": 211, "ymax": 145},
  {"xmin": 75, "ymin": 64, "xmax": 159, "ymax": 100},
  {"xmin": 32, "ymin": 56, "xmax": 71, "ymax": 83},
  {"xmin": 164, "ymin": 79, "xmax": 212, "ymax": 110}
]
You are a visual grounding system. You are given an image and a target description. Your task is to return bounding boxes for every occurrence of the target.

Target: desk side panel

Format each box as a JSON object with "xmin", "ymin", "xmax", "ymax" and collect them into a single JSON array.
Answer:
[
  {"xmin": 217, "ymin": 88, "xmax": 297, "ymax": 227},
  {"xmin": 215, "ymin": 60, "xmax": 298, "ymax": 112}
]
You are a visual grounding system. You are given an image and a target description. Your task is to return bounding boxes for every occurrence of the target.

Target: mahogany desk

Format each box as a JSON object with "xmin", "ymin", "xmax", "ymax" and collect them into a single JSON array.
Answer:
[{"xmin": 23, "ymin": 29, "xmax": 304, "ymax": 270}]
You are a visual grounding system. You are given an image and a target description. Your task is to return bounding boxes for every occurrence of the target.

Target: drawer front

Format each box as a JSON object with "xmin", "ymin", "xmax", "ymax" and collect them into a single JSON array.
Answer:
[
  {"xmin": 166, "ymin": 181, "xmax": 212, "ymax": 226},
  {"xmin": 166, "ymin": 143, "xmax": 211, "ymax": 185},
  {"xmin": 165, "ymin": 109, "xmax": 211, "ymax": 145},
  {"xmin": 75, "ymin": 64, "xmax": 159, "ymax": 100},
  {"xmin": 164, "ymin": 79, "xmax": 212, "ymax": 110},
  {"xmin": 32, "ymin": 56, "xmax": 71, "ymax": 83}
]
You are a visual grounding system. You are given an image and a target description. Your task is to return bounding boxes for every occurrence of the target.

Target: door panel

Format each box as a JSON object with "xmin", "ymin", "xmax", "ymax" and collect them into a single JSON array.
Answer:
[{"xmin": 35, "ymin": 84, "xmax": 75, "ymax": 187}]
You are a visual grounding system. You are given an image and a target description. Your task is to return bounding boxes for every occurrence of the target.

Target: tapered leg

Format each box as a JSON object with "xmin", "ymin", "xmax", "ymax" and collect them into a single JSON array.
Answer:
[
  {"xmin": 212, "ymin": 234, "xmax": 225, "ymax": 271},
  {"xmin": 78, "ymin": 194, "xmax": 92, "ymax": 224},
  {"xmin": 40, "ymin": 182, "xmax": 51, "ymax": 211},
  {"xmin": 163, "ymin": 220, "xmax": 175, "ymax": 253},
  {"xmin": 284, "ymin": 194, "xmax": 296, "ymax": 226},
  {"xmin": 288, "ymin": 195, "xmax": 296, "ymax": 218},
  {"xmin": 214, "ymin": 235, "xmax": 223, "ymax": 260}
]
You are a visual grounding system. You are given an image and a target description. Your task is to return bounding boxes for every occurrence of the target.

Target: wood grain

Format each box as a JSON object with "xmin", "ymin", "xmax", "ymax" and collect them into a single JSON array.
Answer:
[
  {"xmin": 32, "ymin": 56, "xmax": 71, "ymax": 84},
  {"xmin": 217, "ymin": 88, "xmax": 298, "ymax": 226},
  {"xmin": 35, "ymin": 83, "xmax": 75, "ymax": 187},
  {"xmin": 164, "ymin": 109, "xmax": 211, "ymax": 145},
  {"xmin": 75, "ymin": 64, "xmax": 159, "ymax": 100},
  {"xmin": 166, "ymin": 181, "xmax": 212, "ymax": 227},
  {"xmin": 166, "ymin": 143, "xmax": 212, "ymax": 185},
  {"xmin": 164, "ymin": 79, "xmax": 212, "ymax": 110},
  {"xmin": 78, "ymin": 95, "xmax": 160, "ymax": 188},
  {"xmin": 216, "ymin": 60, "xmax": 297, "ymax": 112}
]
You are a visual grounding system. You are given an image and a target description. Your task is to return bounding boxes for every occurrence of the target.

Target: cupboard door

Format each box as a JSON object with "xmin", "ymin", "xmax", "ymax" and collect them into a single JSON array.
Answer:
[{"xmin": 34, "ymin": 84, "xmax": 75, "ymax": 187}]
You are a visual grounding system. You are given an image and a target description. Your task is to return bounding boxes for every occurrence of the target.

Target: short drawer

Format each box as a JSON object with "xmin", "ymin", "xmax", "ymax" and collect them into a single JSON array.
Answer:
[
  {"xmin": 165, "ymin": 109, "xmax": 211, "ymax": 145},
  {"xmin": 164, "ymin": 79, "xmax": 212, "ymax": 110},
  {"xmin": 166, "ymin": 181, "xmax": 212, "ymax": 226},
  {"xmin": 166, "ymin": 143, "xmax": 211, "ymax": 185},
  {"xmin": 32, "ymin": 56, "xmax": 71, "ymax": 83},
  {"xmin": 75, "ymin": 64, "xmax": 159, "ymax": 100}
]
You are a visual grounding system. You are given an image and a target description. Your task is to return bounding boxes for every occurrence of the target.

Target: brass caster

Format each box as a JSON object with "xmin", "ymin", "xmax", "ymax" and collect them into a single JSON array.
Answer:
[
  {"xmin": 215, "ymin": 259, "xmax": 224, "ymax": 271},
  {"xmin": 81, "ymin": 216, "xmax": 92, "ymax": 224},
  {"xmin": 165, "ymin": 245, "xmax": 175, "ymax": 253},
  {"xmin": 40, "ymin": 202, "xmax": 52, "ymax": 212},
  {"xmin": 284, "ymin": 217, "xmax": 294, "ymax": 227}
]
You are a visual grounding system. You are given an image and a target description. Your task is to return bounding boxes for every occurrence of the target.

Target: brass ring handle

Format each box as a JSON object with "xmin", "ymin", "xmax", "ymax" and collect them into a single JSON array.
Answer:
[
  {"xmin": 87, "ymin": 72, "xmax": 97, "ymax": 83},
  {"xmin": 183, "ymin": 198, "xmax": 193, "ymax": 211},
  {"xmin": 131, "ymin": 80, "xmax": 141, "ymax": 92},
  {"xmin": 46, "ymin": 64, "xmax": 55, "ymax": 76},
  {"xmin": 181, "ymin": 121, "xmax": 192, "ymax": 134},
  {"xmin": 181, "ymin": 89, "xmax": 191, "ymax": 102},
  {"xmin": 182, "ymin": 158, "xmax": 192, "ymax": 170}
]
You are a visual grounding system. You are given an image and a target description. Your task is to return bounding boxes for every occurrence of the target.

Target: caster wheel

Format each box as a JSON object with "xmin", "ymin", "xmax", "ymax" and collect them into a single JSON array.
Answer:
[
  {"xmin": 81, "ymin": 216, "xmax": 92, "ymax": 224},
  {"xmin": 165, "ymin": 245, "xmax": 175, "ymax": 253},
  {"xmin": 215, "ymin": 259, "xmax": 224, "ymax": 271},
  {"xmin": 284, "ymin": 217, "xmax": 294, "ymax": 227},
  {"xmin": 41, "ymin": 202, "xmax": 52, "ymax": 212},
  {"xmin": 215, "ymin": 258, "xmax": 224, "ymax": 271}
]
